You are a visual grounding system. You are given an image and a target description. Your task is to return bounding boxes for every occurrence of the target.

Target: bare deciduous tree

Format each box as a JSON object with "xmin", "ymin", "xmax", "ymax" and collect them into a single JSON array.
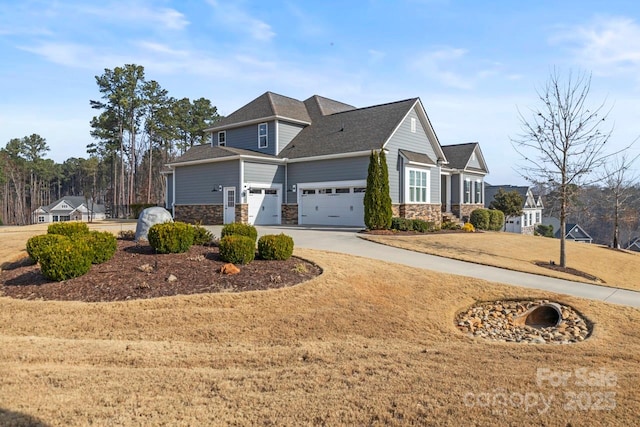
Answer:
[
  {"xmin": 600, "ymin": 154, "xmax": 639, "ymax": 248},
  {"xmin": 512, "ymin": 69, "xmax": 623, "ymax": 267}
]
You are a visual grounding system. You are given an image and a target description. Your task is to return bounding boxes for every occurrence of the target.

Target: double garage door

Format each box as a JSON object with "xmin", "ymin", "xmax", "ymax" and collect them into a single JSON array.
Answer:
[
  {"xmin": 299, "ymin": 186, "xmax": 366, "ymax": 227},
  {"xmin": 247, "ymin": 188, "xmax": 280, "ymax": 225}
]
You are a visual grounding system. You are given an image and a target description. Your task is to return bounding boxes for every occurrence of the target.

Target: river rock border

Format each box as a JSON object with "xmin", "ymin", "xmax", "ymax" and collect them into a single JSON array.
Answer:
[{"xmin": 456, "ymin": 299, "xmax": 592, "ymax": 344}]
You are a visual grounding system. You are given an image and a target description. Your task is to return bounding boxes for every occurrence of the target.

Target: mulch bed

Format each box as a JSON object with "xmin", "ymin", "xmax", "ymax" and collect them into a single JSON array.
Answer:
[
  {"xmin": 534, "ymin": 261, "xmax": 603, "ymax": 283},
  {"xmin": 0, "ymin": 240, "xmax": 322, "ymax": 302}
]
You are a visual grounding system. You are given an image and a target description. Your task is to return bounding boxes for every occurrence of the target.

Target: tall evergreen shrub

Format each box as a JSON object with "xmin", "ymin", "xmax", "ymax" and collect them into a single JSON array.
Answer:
[{"xmin": 364, "ymin": 150, "xmax": 392, "ymax": 230}]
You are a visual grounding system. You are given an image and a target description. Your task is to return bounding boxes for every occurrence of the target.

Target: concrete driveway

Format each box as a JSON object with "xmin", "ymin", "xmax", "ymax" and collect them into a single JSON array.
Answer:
[{"xmin": 207, "ymin": 225, "xmax": 640, "ymax": 308}]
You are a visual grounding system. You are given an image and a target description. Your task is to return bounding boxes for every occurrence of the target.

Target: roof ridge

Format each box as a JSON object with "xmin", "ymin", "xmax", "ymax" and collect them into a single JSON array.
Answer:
[
  {"xmin": 329, "ymin": 97, "xmax": 417, "ymax": 116},
  {"xmin": 442, "ymin": 142, "xmax": 478, "ymax": 147}
]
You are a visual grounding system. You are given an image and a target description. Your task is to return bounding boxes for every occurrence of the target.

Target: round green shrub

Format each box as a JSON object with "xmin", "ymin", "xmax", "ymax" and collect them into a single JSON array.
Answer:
[
  {"xmin": 148, "ymin": 222, "xmax": 195, "ymax": 254},
  {"xmin": 26, "ymin": 234, "xmax": 70, "ymax": 263},
  {"xmin": 258, "ymin": 234, "xmax": 294, "ymax": 260},
  {"xmin": 219, "ymin": 235, "xmax": 255, "ymax": 264},
  {"xmin": 391, "ymin": 217, "xmax": 412, "ymax": 231},
  {"xmin": 412, "ymin": 219, "xmax": 435, "ymax": 233},
  {"xmin": 192, "ymin": 224, "xmax": 213, "ymax": 246},
  {"xmin": 47, "ymin": 221, "xmax": 89, "ymax": 237},
  {"xmin": 221, "ymin": 223, "xmax": 258, "ymax": 243},
  {"xmin": 488, "ymin": 209, "xmax": 505, "ymax": 231},
  {"xmin": 469, "ymin": 209, "xmax": 490, "ymax": 230},
  {"xmin": 85, "ymin": 231, "xmax": 117, "ymax": 264},
  {"xmin": 39, "ymin": 239, "xmax": 92, "ymax": 281}
]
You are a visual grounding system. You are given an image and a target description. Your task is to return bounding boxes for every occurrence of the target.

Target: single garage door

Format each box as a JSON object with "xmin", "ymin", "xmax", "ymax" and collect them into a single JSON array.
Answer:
[
  {"xmin": 299, "ymin": 186, "xmax": 366, "ymax": 226},
  {"xmin": 248, "ymin": 188, "xmax": 280, "ymax": 225}
]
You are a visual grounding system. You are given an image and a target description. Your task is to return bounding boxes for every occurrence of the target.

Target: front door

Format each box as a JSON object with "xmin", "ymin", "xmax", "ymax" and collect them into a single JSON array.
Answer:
[{"xmin": 223, "ymin": 187, "xmax": 236, "ymax": 224}]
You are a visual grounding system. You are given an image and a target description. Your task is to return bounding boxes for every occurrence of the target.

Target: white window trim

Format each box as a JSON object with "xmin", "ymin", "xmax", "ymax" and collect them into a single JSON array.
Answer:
[
  {"xmin": 464, "ymin": 178, "xmax": 471, "ymax": 204},
  {"xmin": 405, "ymin": 166, "xmax": 430, "ymax": 204},
  {"xmin": 258, "ymin": 122, "xmax": 268, "ymax": 148},
  {"xmin": 474, "ymin": 179, "xmax": 482, "ymax": 204},
  {"xmin": 410, "ymin": 117, "xmax": 417, "ymax": 133},
  {"xmin": 218, "ymin": 131, "xmax": 226, "ymax": 146}
]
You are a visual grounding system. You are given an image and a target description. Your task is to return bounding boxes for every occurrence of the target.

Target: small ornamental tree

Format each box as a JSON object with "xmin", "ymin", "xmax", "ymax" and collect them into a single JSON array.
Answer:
[
  {"xmin": 364, "ymin": 150, "xmax": 392, "ymax": 230},
  {"xmin": 489, "ymin": 189, "xmax": 524, "ymax": 230}
]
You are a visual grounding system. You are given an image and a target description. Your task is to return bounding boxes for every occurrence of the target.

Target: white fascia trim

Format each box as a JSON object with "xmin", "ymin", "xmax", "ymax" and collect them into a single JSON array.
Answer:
[
  {"xmin": 204, "ymin": 115, "xmax": 311, "ymax": 132},
  {"xmin": 297, "ymin": 179, "xmax": 367, "ymax": 189},
  {"xmin": 167, "ymin": 155, "xmax": 285, "ymax": 168},
  {"xmin": 405, "ymin": 160, "xmax": 436, "ymax": 168},
  {"xmin": 286, "ymin": 150, "xmax": 371, "ymax": 163}
]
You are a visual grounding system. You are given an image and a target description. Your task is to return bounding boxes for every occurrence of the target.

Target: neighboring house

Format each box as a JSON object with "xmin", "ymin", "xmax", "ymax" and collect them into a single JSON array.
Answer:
[
  {"xmin": 164, "ymin": 92, "xmax": 489, "ymax": 227},
  {"xmin": 625, "ymin": 237, "xmax": 640, "ymax": 252},
  {"xmin": 542, "ymin": 217, "xmax": 593, "ymax": 243},
  {"xmin": 32, "ymin": 196, "xmax": 106, "ymax": 224},
  {"xmin": 484, "ymin": 185, "xmax": 544, "ymax": 235}
]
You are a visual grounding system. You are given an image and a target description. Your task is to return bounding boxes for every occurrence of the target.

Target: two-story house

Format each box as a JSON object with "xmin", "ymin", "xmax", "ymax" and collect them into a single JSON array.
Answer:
[
  {"xmin": 164, "ymin": 92, "xmax": 489, "ymax": 227},
  {"xmin": 484, "ymin": 185, "xmax": 543, "ymax": 235}
]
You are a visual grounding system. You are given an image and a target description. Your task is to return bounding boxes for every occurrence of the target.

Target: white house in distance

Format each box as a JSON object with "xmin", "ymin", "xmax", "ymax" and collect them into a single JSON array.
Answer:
[
  {"xmin": 484, "ymin": 185, "xmax": 543, "ymax": 235},
  {"xmin": 32, "ymin": 196, "xmax": 106, "ymax": 224}
]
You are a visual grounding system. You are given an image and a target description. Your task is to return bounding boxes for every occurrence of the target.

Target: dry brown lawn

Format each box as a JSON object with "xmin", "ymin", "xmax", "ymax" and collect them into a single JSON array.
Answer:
[
  {"xmin": 1, "ymin": 224, "xmax": 639, "ymax": 425},
  {"xmin": 362, "ymin": 231, "xmax": 640, "ymax": 291}
]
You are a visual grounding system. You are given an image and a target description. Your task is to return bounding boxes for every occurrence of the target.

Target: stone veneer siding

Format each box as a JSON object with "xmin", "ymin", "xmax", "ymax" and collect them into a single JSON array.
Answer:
[
  {"xmin": 521, "ymin": 225, "xmax": 535, "ymax": 235},
  {"xmin": 395, "ymin": 204, "xmax": 442, "ymax": 227},
  {"xmin": 236, "ymin": 204, "xmax": 248, "ymax": 224},
  {"xmin": 452, "ymin": 203, "xmax": 484, "ymax": 222},
  {"xmin": 282, "ymin": 204, "xmax": 298, "ymax": 225},
  {"xmin": 174, "ymin": 205, "xmax": 223, "ymax": 224}
]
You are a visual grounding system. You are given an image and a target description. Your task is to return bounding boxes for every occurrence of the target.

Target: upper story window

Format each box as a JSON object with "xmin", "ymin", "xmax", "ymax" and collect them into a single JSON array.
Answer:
[
  {"xmin": 258, "ymin": 123, "xmax": 268, "ymax": 148},
  {"xmin": 408, "ymin": 168, "xmax": 429, "ymax": 203},
  {"xmin": 410, "ymin": 117, "xmax": 417, "ymax": 133},
  {"xmin": 218, "ymin": 131, "xmax": 226, "ymax": 146}
]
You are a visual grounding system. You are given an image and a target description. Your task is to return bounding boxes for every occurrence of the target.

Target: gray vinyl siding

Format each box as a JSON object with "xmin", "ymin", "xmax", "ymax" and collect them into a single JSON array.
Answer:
[
  {"xmin": 175, "ymin": 161, "xmax": 239, "ymax": 205},
  {"xmin": 166, "ymin": 173, "xmax": 174, "ymax": 208},
  {"xmin": 385, "ymin": 108, "xmax": 440, "ymax": 204},
  {"xmin": 277, "ymin": 121, "xmax": 305, "ymax": 154},
  {"xmin": 467, "ymin": 149, "xmax": 481, "ymax": 169},
  {"xmin": 244, "ymin": 162, "xmax": 285, "ymax": 184},
  {"xmin": 225, "ymin": 121, "xmax": 277, "ymax": 156},
  {"xmin": 286, "ymin": 156, "xmax": 369, "ymax": 203}
]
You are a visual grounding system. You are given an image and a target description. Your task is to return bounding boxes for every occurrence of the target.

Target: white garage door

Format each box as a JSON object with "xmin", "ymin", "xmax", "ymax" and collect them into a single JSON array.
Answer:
[
  {"xmin": 299, "ymin": 186, "xmax": 366, "ymax": 226},
  {"xmin": 248, "ymin": 188, "xmax": 280, "ymax": 225}
]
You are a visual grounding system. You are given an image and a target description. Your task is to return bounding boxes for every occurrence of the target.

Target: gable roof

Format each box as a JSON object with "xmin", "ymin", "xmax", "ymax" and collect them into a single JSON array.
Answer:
[
  {"xmin": 304, "ymin": 95, "xmax": 355, "ymax": 119},
  {"xmin": 399, "ymin": 149, "xmax": 436, "ymax": 166},
  {"xmin": 279, "ymin": 98, "xmax": 419, "ymax": 159},
  {"xmin": 484, "ymin": 185, "xmax": 531, "ymax": 209},
  {"xmin": 208, "ymin": 92, "xmax": 311, "ymax": 131},
  {"xmin": 168, "ymin": 144, "xmax": 279, "ymax": 166},
  {"xmin": 555, "ymin": 223, "xmax": 593, "ymax": 241},
  {"xmin": 41, "ymin": 196, "xmax": 105, "ymax": 214},
  {"xmin": 441, "ymin": 142, "xmax": 488, "ymax": 173}
]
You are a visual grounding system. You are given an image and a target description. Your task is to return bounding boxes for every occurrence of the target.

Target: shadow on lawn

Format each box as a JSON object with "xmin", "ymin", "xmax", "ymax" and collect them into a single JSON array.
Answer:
[{"xmin": 0, "ymin": 407, "xmax": 50, "ymax": 427}]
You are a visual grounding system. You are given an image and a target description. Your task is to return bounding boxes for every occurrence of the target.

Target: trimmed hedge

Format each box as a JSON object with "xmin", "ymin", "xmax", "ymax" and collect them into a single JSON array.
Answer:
[
  {"xmin": 469, "ymin": 209, "xmax": 490, "ymax": 230},
  {"xmin": 39, "ymin": 238, "xmax": 92, "ymax": 281},
  {"xmin": 258, "ymin": 234, "xmax": 294, "ymax": 260},
  {"xmin": 85, "ymin": 231, "xmax": 117, "ymax": 264},
  {"xmin": 390, "ymin": 217, "xmax": 437, "ymax": 233},
  {"xmin": 488, "ymin": 209, "xmax": 504, "ymax": 231},
  {"xmin": 192, "ymin": 224, "xmax": 213, "ymax": 246},
  {"xmin": 221, "ymin": 223, "xmax": 258, "ymax": 243},
  {"xmin": 219, "ymin": 235, "xmax": 255, "ymax": 264},
  {"xmin": 148, "ymin": 222, "xmax": 195, "ymax": 254},
  {"xmin": 26, "ymin": 234, "xmax": 70, "ymax": 263},
  {"xmin": 47, "ymin": 221, "xmax": 89, "ymax": 237}
]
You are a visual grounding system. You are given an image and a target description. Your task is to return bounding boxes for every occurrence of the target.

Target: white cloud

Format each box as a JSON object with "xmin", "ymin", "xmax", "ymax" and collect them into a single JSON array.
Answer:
[
  {"xmin": 206, "ymin": 0, "xmax": 275, "ymax": 42},
  {"xmin": 552, "ymin": 16, "xmax": 640, "ymax": 76},
  {"xmin": 410, "ymin": 47, "xmax": 474, "ymax": 89},
  {"xmin": 81, "ymin": 2, "xmax": 189, "ymax": 31}
]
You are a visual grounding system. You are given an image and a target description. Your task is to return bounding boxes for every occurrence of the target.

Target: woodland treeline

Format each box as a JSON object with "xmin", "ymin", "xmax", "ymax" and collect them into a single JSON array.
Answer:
[{"xmin": 0, "ymin": 64, "xmax": 220, "ymax": 225}]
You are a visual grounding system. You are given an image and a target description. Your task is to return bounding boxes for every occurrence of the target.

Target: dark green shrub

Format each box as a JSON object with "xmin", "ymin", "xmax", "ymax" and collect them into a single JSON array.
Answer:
[
  {"xmin": 441, "ymin": 220, "xmax": 461, "ymax": 230},
  {"xmin": 192, "ymin": 224, "xmax": 213, "ymax": 246},
  {"xmin": 221, "ymin": 223, "xmax": 258, "ymax": 243},
  {"xmin": 412, "ymin": 219, "xmax": 435, "ymax": 233},
  {"xmin": 469, "ymin": 209, "xmax": 490, "ymax": 230},
  {"xmin": 536, "ymin": 224, "xmax": 554, "ymax": 238},
  {"xmin": 258, "ymin": 234, "xmax": 294, "ymax": 260},
  {"xmin": 26, "ymin": 234, "xmax": 70, "ymax": 263},
  {"xmin": 391, "ymin": 217, "xmax": 413, "ymax": 231},
  {"xmin": 85, "ymin": 231, "xmax": 117, "ymax": 264},
  {"xmin": 364, "ymin": 150, "xmax": 392, "ymax": 230},
  {"xmin": 488, "ymin": 209, "xmax": 505, "ymax": 231},
  {"xmin": 39, "ymin": 238, "xmax": 92, "ymax": 281},
  {"xmin": 47, "ymin": 221, "xmax": 89, "ymax": 237},
  {"xmin": 219, "ymin": 235, "xmax": 255, "ymax": 264},
  {"xmin": 148, "ymin": 222, "xmax": 194, "ymax": 254}
]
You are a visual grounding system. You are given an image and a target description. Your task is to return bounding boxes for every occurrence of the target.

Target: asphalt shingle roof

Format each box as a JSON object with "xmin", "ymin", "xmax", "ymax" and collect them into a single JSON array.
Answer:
[
  {"xmin": 44, "ymin": 196, "xmax": 105, "ymax": 213},
  {"xmin": 441, "ymin": 143, "xmax": 478, "ymax": 169},
  {"xmin": 169, "ymin": 145, "xmax": 277, "ymax": 165},
  {"xmin": 214, "ymin": 92, "xmax": 311, "ymax": 128},
  {"xmin": 399, "ymin": 149, "xmax": 436, "ymax": 165},
  {"xmin": 484, "ymin": 184, "xmax": 530, "ymax": 209},
  {"xmin": 279, "ymin": 98, "xmax": 418, "ymax": 159},
  {"xmin": 303, "ymin": 95, "xmax": 355, "ymax": 119}
]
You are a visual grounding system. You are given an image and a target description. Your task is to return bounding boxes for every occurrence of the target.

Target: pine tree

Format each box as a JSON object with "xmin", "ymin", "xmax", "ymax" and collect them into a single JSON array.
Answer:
[{"xmin": 378, "ymin": 149, "xmax": 392, "ymax": 229}]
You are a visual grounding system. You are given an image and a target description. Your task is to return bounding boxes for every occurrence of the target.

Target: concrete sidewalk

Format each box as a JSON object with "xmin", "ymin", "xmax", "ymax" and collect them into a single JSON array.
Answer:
[{"xmin": 210, "ymin": 225, "xmax": 640, "ymax": 309}]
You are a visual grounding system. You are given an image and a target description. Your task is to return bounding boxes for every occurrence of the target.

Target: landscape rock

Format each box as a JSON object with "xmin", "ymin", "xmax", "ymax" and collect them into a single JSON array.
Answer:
[
  {"xmin": 220, "ymin": 263, "xmax": 240, "ymax": 275},
  {"xmin": 135, "ymin": 207, "xmax": 173, "ymax": 242},
  {"xmin": 456, "ymin": 299, "xmax": 592, "ymax": 344},
  {"xmin": 166, "ymin": 274, "xmax": 178, "ymax": 283},
  {"xmin": 137, "ymin": 263, "xmax": 154, "ymax": 273}
]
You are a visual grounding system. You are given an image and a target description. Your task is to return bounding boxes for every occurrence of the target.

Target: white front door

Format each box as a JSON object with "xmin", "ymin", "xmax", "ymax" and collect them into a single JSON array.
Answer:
[{"xmin": 223, "ymin": 187, "xmax": 236, "ymax": 224}]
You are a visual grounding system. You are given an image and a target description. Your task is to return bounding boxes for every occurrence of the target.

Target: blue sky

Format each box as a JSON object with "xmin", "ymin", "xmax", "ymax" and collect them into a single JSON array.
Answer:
[{"xmin": 2, "ymin": 0, "xmax": 640, "ymax": 184}]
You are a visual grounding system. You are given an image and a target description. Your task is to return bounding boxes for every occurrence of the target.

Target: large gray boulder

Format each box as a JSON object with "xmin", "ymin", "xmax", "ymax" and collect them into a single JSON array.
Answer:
[{"xmin": 135, "ymin": 207, "xmax": 173, "ymax": 241}]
